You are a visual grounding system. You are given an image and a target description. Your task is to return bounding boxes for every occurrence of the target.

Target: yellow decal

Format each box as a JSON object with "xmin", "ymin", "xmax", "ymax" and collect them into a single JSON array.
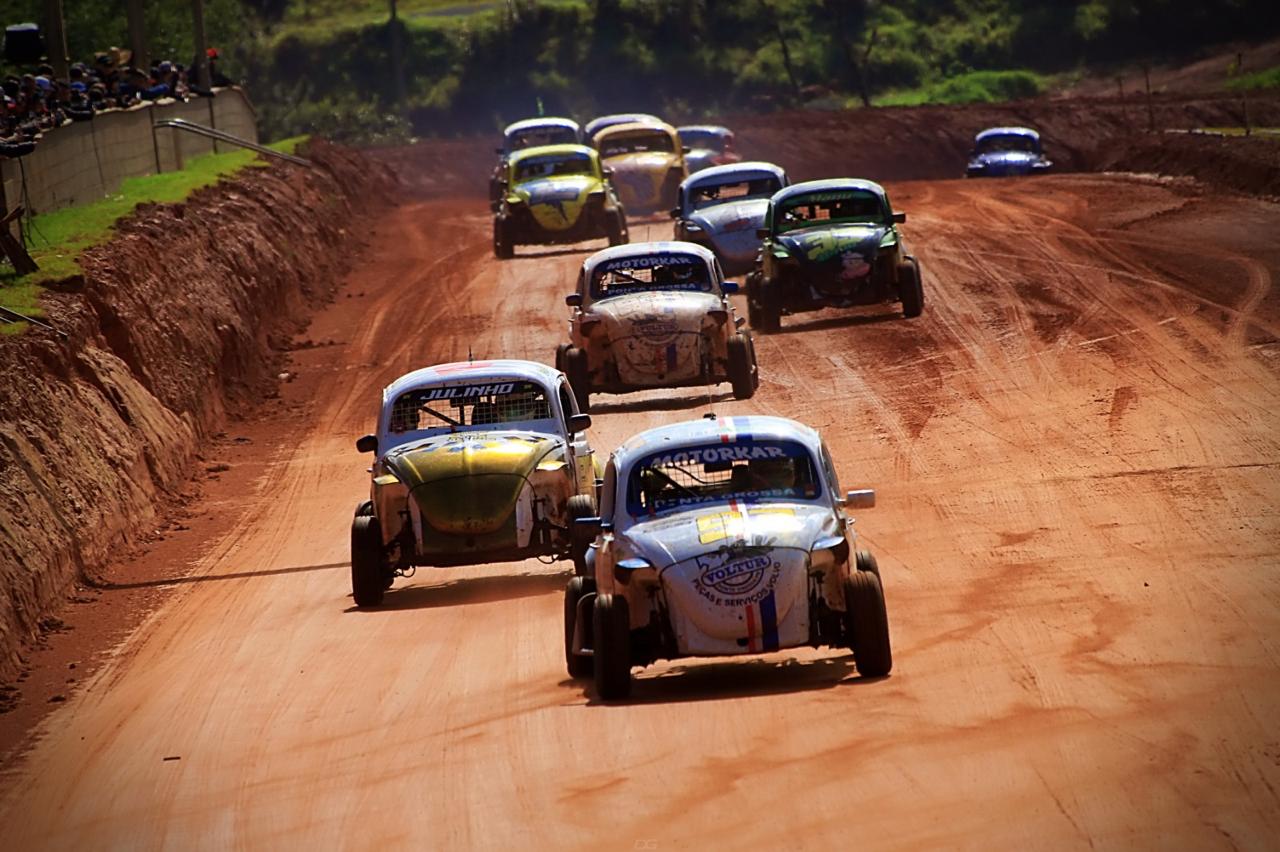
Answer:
[{"xmin": 697, "ymin": 507, "xmax": 796, "ymax": 544}]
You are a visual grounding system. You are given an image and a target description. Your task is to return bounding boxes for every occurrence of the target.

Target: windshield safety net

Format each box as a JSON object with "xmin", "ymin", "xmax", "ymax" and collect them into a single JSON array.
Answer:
[
  {"xmin": 626, "ymin": 440, "xmax": 820, "ymax": 515},
  {"xmin": 777, "ymin": 190, "xmax": 886, "ymax": 231},
  {"xmin": 390, "ymin": 380, "xmax": 553, "ymax": 432},
  {"xmin": 591, "ymin": 253, "xmax": 713, "ymax": 299}
]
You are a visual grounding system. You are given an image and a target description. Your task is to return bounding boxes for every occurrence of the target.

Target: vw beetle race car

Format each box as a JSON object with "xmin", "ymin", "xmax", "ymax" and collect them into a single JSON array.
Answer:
[
  {"xmin": 564, "ymin": 415, "xmax": 891, "ymax": 699},
  {"xmin": 556, "ymin": 241, "xmax": 759, "ymax": 412},
  {"xmin": 492, "ymin": 144, "xmax": 629, "ymax": 259},
  {"xmin": 350, "ymin": 360, "xmax": 600, "ymax": 607},
  {"xmin": 965, "ymin": 126, "xmax": 1052, "ymax": 178},
  {"xmin": 676, "ymin": 125, "xmax": 742, "ymax": 173},
  {"xmin": 584, "ymin": 112, "xmax": 663, "ymax": 146},
  {"xmin": 489, "ymin": 117, "xmax": 582, "ymax": 203},
  {"xmin": 746, "ymin": 178, "xmax": 924, "ymax": 331},
  {"xmin": 594, "ymin": 121, "xmax": 688, "ymax": 215},
  {"xmin": 671, "ymin": 161, "xmax": 789, "ymax": 277}
]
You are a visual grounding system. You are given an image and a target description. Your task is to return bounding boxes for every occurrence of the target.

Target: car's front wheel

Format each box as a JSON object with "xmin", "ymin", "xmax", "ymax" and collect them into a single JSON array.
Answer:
[
  {"xmin": 898, "ymin": 257, "xmax": 924, "ymax": 319},
  {"xmin": 564, "ymin": 576, "xmax": 597, "ymax": 678},
  {"xmin": 727, "ymin": 332, "xmax": 758, "ymax": 399},
  {"xmin": 493, "ymin": 218, "xmax": 514, "ymax": 260},
  {"xmin": 351, "ymin": 514, "xmax": 388, "ymax": 608},
  {"xmin": 593, "ymin": 593, "xmax": 632, "ymax": 700},
  {"xmin": 566, "ymin": 493, "xmax": 597, "ymax": 576},
  {"xmin": 606, "ymin": 210, "xmax": 629, "ymax": 246},
  {"xmin": 748, "ymin": 274, "xmax": 782, "ymax": 334},
  {"xmin": 844, "ymin": 569, "xmax": 892, "ymax": 677},
  {"xmin": 566, "ymin": 347, "xmax": 592, "ymax": 413}
]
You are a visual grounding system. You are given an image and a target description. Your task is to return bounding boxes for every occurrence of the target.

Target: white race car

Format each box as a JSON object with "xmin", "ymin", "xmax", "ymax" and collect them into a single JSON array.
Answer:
[
  {"xmin": 564, "ymin": 415, "xmax": 891, "ymax": 699},
  {"xmin": 351, "ymin": 360, "xmax": 599, "ymax": 607},
  {"xmin": 555, "ymin": 241, "xmax": 759, "ymax": 412}
]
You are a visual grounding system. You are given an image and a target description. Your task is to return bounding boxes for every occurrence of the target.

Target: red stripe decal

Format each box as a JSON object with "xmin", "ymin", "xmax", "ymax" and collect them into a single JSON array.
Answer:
[{"xmin": 745, "ymin": 604, "xmax": 758, "ymax": 653}]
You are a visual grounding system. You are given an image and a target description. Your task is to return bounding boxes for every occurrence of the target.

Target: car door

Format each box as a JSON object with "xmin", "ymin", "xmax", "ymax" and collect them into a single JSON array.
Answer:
[{"xmin": 558, "ymin": 378, "xmax": 596, "ymax": 496}]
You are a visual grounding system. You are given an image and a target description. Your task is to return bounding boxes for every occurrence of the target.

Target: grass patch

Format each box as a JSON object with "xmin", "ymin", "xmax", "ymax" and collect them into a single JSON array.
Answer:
[
  {"xmin": 0, "ymin": 135, "xmax": 307, "ymax": 331},
  {"xmin": 1225, "ymin": 65, "xmax": 1280, "ymax": 91},
  {"xmin": 875, "ymin": 69, "xmax": 1046, "ymax": 107},
  {"xmin": 271, "ymin": 0, "xmax": 503, "ymax": 43}
]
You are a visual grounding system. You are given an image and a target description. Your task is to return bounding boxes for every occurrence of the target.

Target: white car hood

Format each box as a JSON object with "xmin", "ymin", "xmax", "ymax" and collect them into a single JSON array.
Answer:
[
  {"xmin": 620, "ymin": 501, "xmax": 837, "ymax": 569},
  {"xmin": 588, "ymin": 291, "xmax": 721, "ymax": 338}
]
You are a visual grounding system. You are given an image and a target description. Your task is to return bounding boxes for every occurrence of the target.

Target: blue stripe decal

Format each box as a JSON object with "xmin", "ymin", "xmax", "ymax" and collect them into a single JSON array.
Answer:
[
  {"xmin": 760, "ymin": 591, "xmax": 779, "ymax": 651},
  {"xmin": 731, "ymin": 416, "xmax": 753, "ymax": 443}
]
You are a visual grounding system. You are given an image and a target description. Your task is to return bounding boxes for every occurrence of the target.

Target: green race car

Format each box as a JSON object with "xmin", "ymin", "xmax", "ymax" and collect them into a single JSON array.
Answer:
[{"xmin": 492, "ymin": 144, "xmax": 629, "ymax": 259}]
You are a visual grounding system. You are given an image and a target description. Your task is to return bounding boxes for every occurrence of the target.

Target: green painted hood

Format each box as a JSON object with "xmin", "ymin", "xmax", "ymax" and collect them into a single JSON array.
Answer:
[{"xmin": 384, "ymin": 431, "xmax": 564, "ymax": 535}]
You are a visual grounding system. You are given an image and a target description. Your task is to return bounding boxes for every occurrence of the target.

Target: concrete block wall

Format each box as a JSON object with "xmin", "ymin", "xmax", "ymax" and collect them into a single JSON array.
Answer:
[{"xmin": 0, "ymin": 88, "xmax": 258, "ymax": 228}]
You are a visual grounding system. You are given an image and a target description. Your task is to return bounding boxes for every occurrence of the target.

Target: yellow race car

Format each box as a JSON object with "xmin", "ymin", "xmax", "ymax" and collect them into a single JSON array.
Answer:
[
  {"xmin": 492, "ymin": 144, "xmax": 629, "ymax": 259},
  {"xmin": 594, "ymin": 121, "xmax": 688, "ymax": 216}
]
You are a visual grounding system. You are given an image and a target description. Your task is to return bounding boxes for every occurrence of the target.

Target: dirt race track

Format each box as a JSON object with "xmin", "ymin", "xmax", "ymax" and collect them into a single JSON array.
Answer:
[{"xmin": 2, "ymin": 168, "xmax": 1279, "ymax": 848}]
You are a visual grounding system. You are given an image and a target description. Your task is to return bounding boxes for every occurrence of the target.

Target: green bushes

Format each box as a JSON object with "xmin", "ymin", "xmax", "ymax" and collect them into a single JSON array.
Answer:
[
  {"xmin": 876, "ymin": 69, "xmax": 1046, "ymax": 107},
  {"xmin": 1226, "ymin": 66, "xmax": 1280, "ymax": 91}
]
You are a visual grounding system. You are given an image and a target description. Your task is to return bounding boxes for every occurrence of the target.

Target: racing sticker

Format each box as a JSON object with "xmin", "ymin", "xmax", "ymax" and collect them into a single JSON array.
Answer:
[
  {"xmin": 692, "ymin": 546, "xmax": 781, "ymax": 608},
  {"xmin": 797, "ymin": 230, "xmax": 877, "ymax": 263},
  {"xmin": 696, "ymin": 507, "xmax": 796, "ymax": 544},
  {"xmin": 419, "ymin": 383, "xmax": 515, "ymax": 401},
  {"xmin": 630, "ymin": 316, "xmax": 680, "ymax": 341},
  {"xmin": 840, "ymin": 251, "xmax": 871, "ymax": 280},
  {"xmin": 600, "ymin": 253, "xmax": 703, "ymax": 271}
]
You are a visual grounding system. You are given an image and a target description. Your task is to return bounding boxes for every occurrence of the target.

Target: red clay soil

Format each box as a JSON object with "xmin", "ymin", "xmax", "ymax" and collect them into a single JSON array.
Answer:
[{"xmin": 0, "ymin": 140, "xmax": 396, "ymax": 683}]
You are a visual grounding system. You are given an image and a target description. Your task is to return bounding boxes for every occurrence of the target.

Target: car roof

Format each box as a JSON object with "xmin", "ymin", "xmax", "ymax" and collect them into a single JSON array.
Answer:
[
  {"xmin": 581, "ymin": 240, "xmax": 718, "ymax": 280},
  {"xmin": 503, "ymin": 117, "xmax": 579, "ymax": 137},
  {"xmin": 594, "ymin": 120, "xmax": 678, "ymax": 141},
  {"xmin": 612, "ymin": 415, "xmax": 821, "ymax": 471},
  {"xmin": 508, "ymin": 143, "xmax": 597, "ymax": 164},
  {"xmin": 975, "ymin": 126, "xmax": 1040, "ymax": 142},
  {"xmin": 382, "ymin": 359, "xmax": 562, "ymax": 405},
  {"xmin": 681, "ymin": 161, "xmax": 787, "ymax": 191},
  {"xmin": 585, "ymin": 113, "xmax": 663, "ymax": 137},
  {"xmin": 677, "ymin": 124, "xmax": 732, "ymax": 136},
  {"xmin": 770, "ymin": 178, "xmax": 886, "ymax": 206}
]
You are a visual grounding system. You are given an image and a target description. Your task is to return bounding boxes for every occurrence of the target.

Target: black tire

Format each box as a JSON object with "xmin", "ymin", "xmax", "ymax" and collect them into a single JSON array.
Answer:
[
  {"xmin": 593, "ymin": 593, "xmax": 632, "ymax": 700},
  {"xmin": 845, "ymin": 570, "xmax": 892, "ymax": 677},
  {"xmin": 566, "ymin": 346, "xmax": 591, "ymax": 413},
  {"xmin": 564, "ymin": 576, "xmax": 597, "ymax": 678},
  {"xmin": 554, "ymin": 342, "xmax": 571, "ymax": 373},
  {"xmin": 898, "ymin": 258, "xmax": 924, "ymax": 318},
  {"xmin": 493, "ymin": 218, "xmax": 514, "ymax": 260},
  {"xmin": 606, "ymin": 211, "xmax": 629, "ymax": 246},
  {"xmin": 355, "ymin": 500, "xmax": 373, "ymax": 517},
  {"xmin": 726, "ymin": 333, "xmax": 757, "ymax": 400},
  {"xmin": 350, "ymin": 515, "xmax": 386, "ymax": 608},
  {"xmin": 749, "ymin": 276, "xmax": 782, "ymax": 333},
  {"xmin": 566, "ymin": 493, "xmax": 597, "ymax": 576},
  {"xmin": 855, "ymin": 549, "xmax": 880, "ymax": 578}
]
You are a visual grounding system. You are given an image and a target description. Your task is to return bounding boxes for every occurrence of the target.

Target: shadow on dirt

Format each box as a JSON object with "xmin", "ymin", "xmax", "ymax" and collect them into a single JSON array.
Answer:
[
  {"xmin": 511, "ymin": 246, "xmax": 598, "ymax": 260},
  {"xmin": 770, "ymin": 310, "xmax": 905, "ymax": 335},
  {"xmin": 345, "ymin": 568, "xmax": 567, "ymax": 612},
  {"xmin": 573, "ymin": 653, "xmax": 885, "ymax": 705},
  {"xmin": 90, "ymin": 561, "xmax": 351, "ymax": 591},
  {"xmin": 588, "ymin": 390, "xmax": 735, "ymax": 415}
]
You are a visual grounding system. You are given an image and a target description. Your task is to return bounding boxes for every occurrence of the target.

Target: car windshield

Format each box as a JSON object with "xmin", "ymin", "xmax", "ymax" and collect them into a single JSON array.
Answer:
[
  {"xmin": 513, "ymin": 152, "xmax": 594, "ymax": 181},
  {"xmin": 680, "ymin": 130, "xmax": 728, "ymax": 151},
  {"xmin": 689, "ymin": 176, "xmax": 781, "ymax": 210},
  {"xmin": 590, "ymin": 253, "xmax": 715, "ymax": 300},
  {"xmin": 388, "ymin": 379, "xmax": 553, "ymax": 433},
  {"xmin": 626, "ymin": 439, "xmax": 820, "ymax": 516},
  {"xmin": 976, "ymin": 134, "xmax": 1039, "ymax": 154},
  {"xmin": 775, "ymin": 189, "xmax": 887, "ymax": 232},
  {"xmin": 507, "ymin": 126, "xmax": 577, "ymax": 152},
  {"xmin": 599, "ymin": 131, "xmax": 674, "ymax": 158}
]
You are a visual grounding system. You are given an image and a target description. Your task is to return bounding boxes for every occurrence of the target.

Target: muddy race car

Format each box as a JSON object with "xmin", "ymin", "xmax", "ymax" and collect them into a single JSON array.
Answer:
[
  {"xmin": 555, "ymin": 241, "xmax": 759, "ymax": 412},
  {"xmin": 672, "ymin": 161, "xmax": 789, "ymax": 277},
  {"xmin": 594, "ymin": 121, "xmax": 688, "ymax": 215},
  {"xmin": 564, "ymin": 415, "xmax": 891, "ymax": 699},
  {"xmin": 746, "ymin": 178, "xmax": 924, "ymax": 331},
  {"xmin": 676, "ymin": 125, "xmax": 742, "ymax": 174},
  {"xmin": 965, "ymin": 126, "xmax": 1052, "ymax": 178},
  {"xmin": 350, "ymin": 360, "xmax": 599, "ymax": 607},
  {"xmin": 492, "ymin": 144, "xmax": 629, "ymax": 259},
  {"xmin": 488, "ymin": 117, "xmax": 582, "ymax": 203}
]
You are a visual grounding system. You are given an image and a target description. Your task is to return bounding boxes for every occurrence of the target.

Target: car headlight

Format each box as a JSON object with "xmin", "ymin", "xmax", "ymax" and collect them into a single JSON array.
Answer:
[
  {"xmin": 1033, "ymin": 160, "xmax": 1052, "ymax": 169},
  {"xmin": 684, "ymin": 222, "xmax": 704, "ymax": 234},
  {"xmin": 615, "ymin": 556, "xmax": 659, "ymax": 585},
  {"xmin": 879, "ymin": 231, "xmax": 897, "ymax": 249},
  {"xmin": 588, "ymin": 189, "xmax": 606, "ymax": 200},
  {"xmin": 809, "ymin": 535, "xmax": 849, "ymax": 572}
]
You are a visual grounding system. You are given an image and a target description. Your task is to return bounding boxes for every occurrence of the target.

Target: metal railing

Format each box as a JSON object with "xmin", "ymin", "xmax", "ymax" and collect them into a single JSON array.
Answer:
[{"xmin": 152, "ymin": 118, "xmax": 311, "ymax": 167}]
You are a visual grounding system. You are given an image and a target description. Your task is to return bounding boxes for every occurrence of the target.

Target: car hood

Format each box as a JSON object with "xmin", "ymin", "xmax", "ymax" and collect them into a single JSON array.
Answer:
[
  {"xmin": 605, "ymin": 151, "xmax": 680, "ymax": 173},
  {"xmin": 971, "ymin": 150, "xmax": 1041, "ymax": 168},
  {"xmin": 514, "ymin": 175, "xmax": 597, "ymax": 229},
  {"xmin": 620, "ymin": 502, "xmax": 838, "ymax": 569},
  {"xmin": 690, "ymin": 199, "xmax": 770, "ymax": 235},
  {"xmin": 384, "ymin": 431, "xmax": 564, "ymax": 534},
  {"xmin": 588, "ymin": 291, "xmax": 721, "ymax": 337},
  {"xmin": 777, "ymin": 224, "xmax": 888, "ymax": 263}
]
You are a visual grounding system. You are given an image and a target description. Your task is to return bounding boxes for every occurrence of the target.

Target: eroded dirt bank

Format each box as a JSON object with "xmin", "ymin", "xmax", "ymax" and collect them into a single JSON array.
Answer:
[{"xmin": 0, "ymin": 141, "xmax": 394, "ymax": 680}]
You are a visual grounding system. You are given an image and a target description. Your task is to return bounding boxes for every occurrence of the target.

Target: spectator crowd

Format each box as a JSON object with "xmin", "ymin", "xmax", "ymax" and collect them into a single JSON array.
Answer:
[{"xmin": 1, "ymin": 46, "xmax": 233, "ymax": 157}]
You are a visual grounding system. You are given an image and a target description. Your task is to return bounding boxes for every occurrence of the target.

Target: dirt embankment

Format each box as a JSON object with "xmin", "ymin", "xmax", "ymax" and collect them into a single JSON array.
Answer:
[{"xmin": 0, "ymin": 141, "xmax": 395, "ymax": 680}]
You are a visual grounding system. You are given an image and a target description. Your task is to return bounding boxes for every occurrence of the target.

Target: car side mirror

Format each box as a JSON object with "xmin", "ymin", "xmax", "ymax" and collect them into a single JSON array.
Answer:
[
  {"xmin": 842, "ymin": 488, "xmax": 876, "ymax": 509},
  {"xmin": 892, "ymin": 212, "xmax": 906, "ymax": 224},
  {"xmin": 356, "ymin": 434, "xmax": 378, "ymax": 454},
  {"xmin": 669, "ymin": 207, "xmax": 680, "ymax": 219},
  {"xmin": 568, "ymin": 413, "xmax": 592, "ymax": 434},
  {"xmin": 756, "ymin": 227, "xmax": 769, "ymax": 239},
  {"xmin": 565, "ymin": 293, "xmax": 582, "ymax": 307},
  {"xmin": 721, "ymin": 279, "xmax": 739, "ymax": 293},
  {"xmin": 682, "ymin": 146, "xmax": 692, "ymax": 154}
]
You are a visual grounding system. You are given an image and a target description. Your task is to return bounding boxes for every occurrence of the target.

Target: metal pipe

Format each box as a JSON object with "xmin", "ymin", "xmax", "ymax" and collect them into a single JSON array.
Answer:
[{"xmin": 151, "ymin": 119, "xmax": 311, "ymax": 167}]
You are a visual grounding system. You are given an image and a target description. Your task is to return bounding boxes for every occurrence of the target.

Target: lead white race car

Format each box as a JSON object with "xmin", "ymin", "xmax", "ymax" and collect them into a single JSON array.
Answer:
[
  {"xmin": 556, "ymin": 241, "xmax": 759, "ymax": 412},
  {"xmin": 564, "ymin": 415, "xmax": 891, "ymax": 699}
]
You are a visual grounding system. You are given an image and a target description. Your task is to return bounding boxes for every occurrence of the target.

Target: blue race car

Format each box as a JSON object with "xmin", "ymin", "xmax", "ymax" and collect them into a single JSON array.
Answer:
[{"xmin": 965, "ymin": 127, "xmax": 1053, "ymax": 178}]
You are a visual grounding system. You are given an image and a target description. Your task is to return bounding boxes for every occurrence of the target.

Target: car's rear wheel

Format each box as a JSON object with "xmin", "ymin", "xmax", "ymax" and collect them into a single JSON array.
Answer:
[
  {"xmin": 593, "ymin": 593, "xmax": 632, "ymax": 700},
  {"xmin": 554, "ymin": 342, "xmax": 571, "ymax": 373},
  {"xmin": 566, "ymin": 346, "xmax": 592, "ymax": 413},
  {"xmin": 606, "ymin": 211, "xmax": 629, "ymax": 246},
  {"xmin": 898, "ymin": 257, "xmax": 924, "ymax": 318},
  {"xmin": 748, "ymin": 275, "xmax": 782, "ymax": 333},
  {"xmin": 564, "ymin": 576, "xmax": 597, "ymax": 678},
  {"xmin": 351, "ymin": 515, "xmax": 387, "ymax": 608},
  {"xmin": 566, "ymin": 493, "xmax": 597, "ymax": 576},
  {"xmin": 844, "ymin": 570, "xmax": 892, "ymax": 677},
  {"xmin": 727, "ymin": 333, "xmax": 757, "ymax": 400},
  {"xmin": 493, "ymin": 218, "xmax": 514, "ymax": 260}
]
